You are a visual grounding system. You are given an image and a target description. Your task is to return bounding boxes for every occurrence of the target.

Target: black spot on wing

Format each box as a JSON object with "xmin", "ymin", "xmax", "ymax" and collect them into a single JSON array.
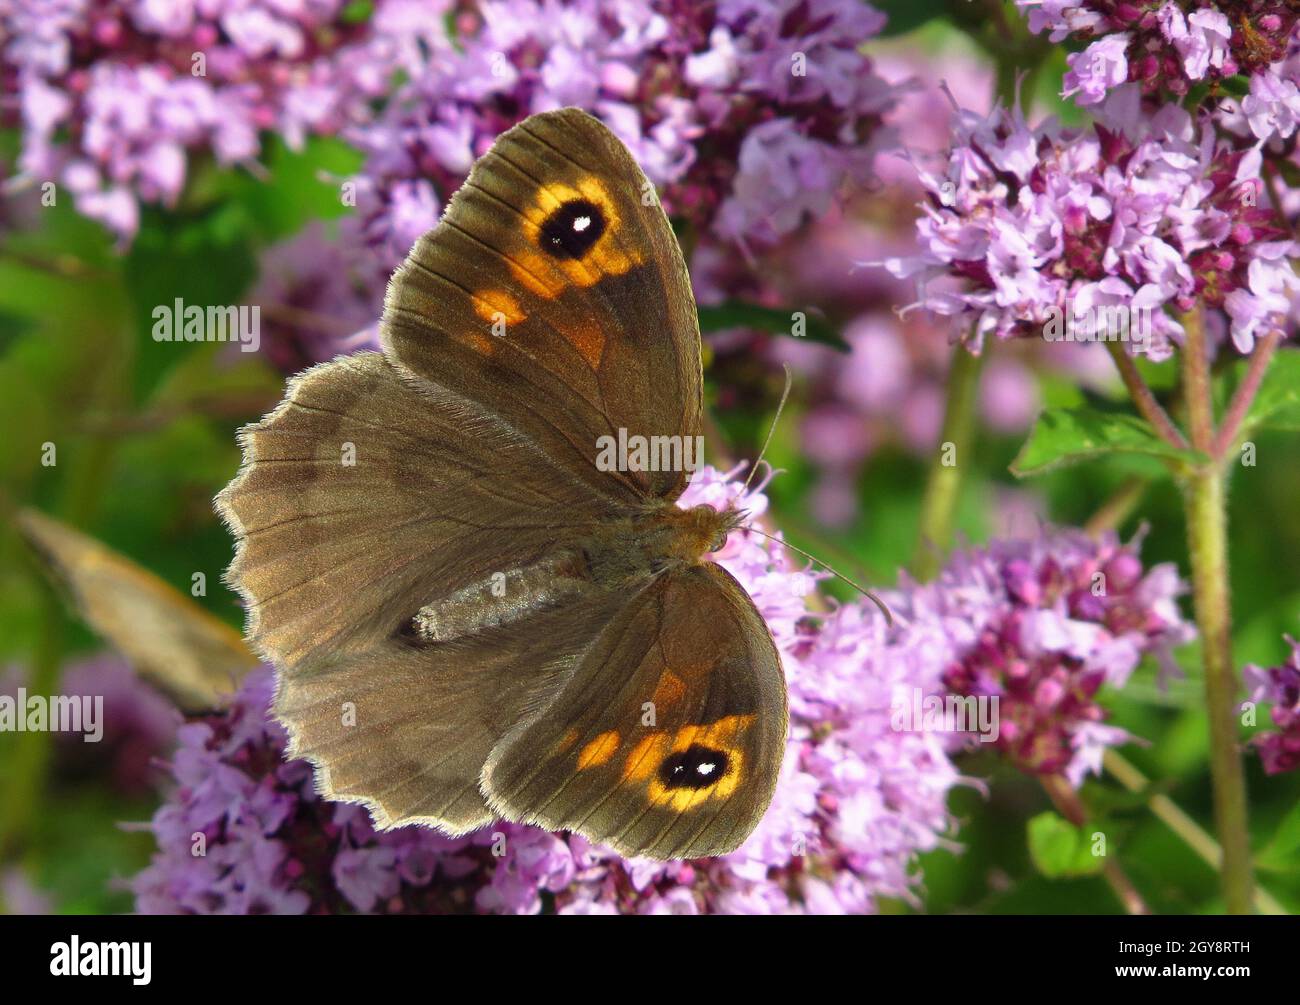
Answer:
[
  {"xmin": 658, "ymin": 745, "xmax": 729, "ymax": 790},
  {"xmin": 539, "ymin": 199, "xmax": 605, "ymax": 259}
]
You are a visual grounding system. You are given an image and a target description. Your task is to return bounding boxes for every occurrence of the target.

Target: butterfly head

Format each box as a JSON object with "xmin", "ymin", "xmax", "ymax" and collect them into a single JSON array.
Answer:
[{"xmin": 667, "ymin": 503, "xmax": 747, "ymax": 562}]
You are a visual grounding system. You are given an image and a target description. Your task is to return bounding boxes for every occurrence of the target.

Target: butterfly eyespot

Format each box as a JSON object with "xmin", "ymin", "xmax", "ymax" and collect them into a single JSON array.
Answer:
[
  {"xmin": 658, "ymin": 744, "xmax": 730, "ymax": 790},
  {"xmin": 539, "ymin": 199, "xmax": 606, "ymax": 259}
]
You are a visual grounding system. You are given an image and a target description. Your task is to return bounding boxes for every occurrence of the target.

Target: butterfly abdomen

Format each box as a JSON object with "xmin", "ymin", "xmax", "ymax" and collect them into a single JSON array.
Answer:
[
  {"xmin": 408, "ymin": 503, "xmax": 740, "ymax": 646},
  {"xmin": 409, "ymin": 548, "xmax": 592, "ymax": 644}
]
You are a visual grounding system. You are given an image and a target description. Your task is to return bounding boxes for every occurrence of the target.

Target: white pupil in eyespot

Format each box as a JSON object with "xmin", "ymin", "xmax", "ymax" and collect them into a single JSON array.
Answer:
[
  {"xmin": 697, "ymin": 762, "xmax": 715, "ymax": 776},
  {"xmin": 572, "ymin": 215, "xmax": 591, "ymax": 232}
]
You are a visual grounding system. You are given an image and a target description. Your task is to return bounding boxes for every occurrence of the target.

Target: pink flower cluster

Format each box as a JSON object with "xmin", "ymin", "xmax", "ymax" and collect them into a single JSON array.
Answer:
[
  {"xmin": 340, "ymin": 0, "xmax": 899, "ymax": 267},
  {"xmin": 894, "ymin": 528, "xmax": 1194, "ymax": 786},
  {"xmin": 0, "ymin": 0, "xmax": 442, "ymax": 241},
  {"xmin": 1243, "ymin": 635, "xmax": 1300, "ymax": 775},
  {"xmin": 1020, "ymin": 1, "xmax": 1300, "ymax": 141},
  {"xmin": 1, "ymin": 0, "xmax": 900, "ymax": 252},
  {"xmin": 881, "ymin": 84, "xmax": 1297, "ymax": 355}
]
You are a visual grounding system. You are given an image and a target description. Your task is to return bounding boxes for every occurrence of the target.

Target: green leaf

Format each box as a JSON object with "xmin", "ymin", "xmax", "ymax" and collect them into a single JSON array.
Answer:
[
  {"xmin": 1011, "ymin": 406, "xmax": 1206, "ymax": 477},
  {"xmin": 1238, "ymin": 348, "xmax": 1300, "ymax": 434},
  {"xmin": 874, "ymin": 0, "xmax": 949, "ymax": 37},
  {"xmin": 1255, "ymin": 800, "xmax": 1300, "ymax": 873},
  {"xmin": 218, "ymin": 135, "xmax": 365, "ymax": 242},
  {"xmin": 339, "ymin": 0, "xmax": 374, "ymax": 24},
  {"xmin": 1027, "ymin": 812, "xmax": 1106, "ymax": 878},
  {"xmin": 697, "ymin": 302, "xmax": 848, "ymax": 351}
]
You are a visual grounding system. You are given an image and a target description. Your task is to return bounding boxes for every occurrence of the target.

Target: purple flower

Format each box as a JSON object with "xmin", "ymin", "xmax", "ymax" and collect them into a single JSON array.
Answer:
[
  {"xmin": 1243, "ymin": 636, "xmax": 1300, "ymax": 775},
  {"xmin": 251, "ymin": 221, "xmax": 384, "ymax": 370},
  {"xmin": 59, "ymin": 657, "xmax": 181, "ymax": 793},
  {"xmin": 1174, "ymin": 8, "xmax": 1233, "ymax": 81},
  {"xmin": 0, "ymin": 0, "xmax": 431, "ymax": 242},
  {"xmin": 1064, "ymin": 33, "xmax": 1131, "ymax": 105},
  {"xmin": 1018, "ymin": 1, "xmax": 1300, "ymax": 138},
  {"xmin": 881, "ymin": 84, "xmax": 1297, "ymax": 356},
  {"xmin": 341, "ymin": 0, "xmax": 899, "ymax": 266},
  {"xmin": 1241, "ymin": 66, "xmax": 1300, "ymax": 141},
  {"xmin": 2, "ymin": 656, "xmax": 180, "ymax": 794},
  {"xmin": 890, "ymin": 526, "xmax": 1194, "ymax": 787}
]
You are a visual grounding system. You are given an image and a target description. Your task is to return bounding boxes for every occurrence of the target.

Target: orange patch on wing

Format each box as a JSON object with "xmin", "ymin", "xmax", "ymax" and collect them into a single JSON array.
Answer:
[
  {"xmin": 621, "ymin": 732, "xmax": 669, "ymax": 783},
  {"xmin": 556, "ymin": 728, "xmax": 580, "ymax": 754},
  {"xmin": 472, "ymin": 289, "xmax": 526, "ymax": 326},
  {"xmin": 651, "ymin": 671, "xmax": 687, "ymax": 708},
  {"xmin": 562, "ymin": 321, "xmax": 606, "ymax": 369},
  {"xmin": 670, "ymin": 714, "xmax": 754, "ymax": 753},
  {"xmin": 506, "ymin": 261, "xmax": 562, "ymax": 300},
  {"xmin": 514, "ymin": 176, "xmax": 643, "ymax": 294},
  {"xmin": 577, "ymin": 730, "xmax": 621, "ymax": 770}
]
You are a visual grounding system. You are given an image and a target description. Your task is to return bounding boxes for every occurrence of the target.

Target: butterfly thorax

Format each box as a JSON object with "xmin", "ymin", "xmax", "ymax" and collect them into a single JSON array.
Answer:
[{"xmin": 571, "ymin": 502, "xmax": 741, "ymax": 586}]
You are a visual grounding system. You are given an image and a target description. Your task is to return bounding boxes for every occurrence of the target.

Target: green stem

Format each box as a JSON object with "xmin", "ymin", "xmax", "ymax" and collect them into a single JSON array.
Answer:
[
  {"xmin": 1180, "ymin": 308, "xmax": 1215, "ymax": 452},
  {"xmin": 1213, "ymin": 329, "xmax": 1282, "ymax": 457},
  {"xmin": 1105, "ymin": 751, "xmax": 1285, "ymax": 915},
  {"xmin": 1183, "ymin": 463, "xmax": 1254, "ymax": 913},
  {"xmin": 1178, "ymin": 308, "xmax": 1254, "ymax": 914},
  {"xmin": 912, "ymin": 347, "xmax": 983, "ymax": 581},
  {"xmin": 1105, "ymin": 342, "xmax": 1189, "ymax": 450},
  {"xmin": 1041, "ymin": 773, "xmax": 1151, "ymax": 915}
]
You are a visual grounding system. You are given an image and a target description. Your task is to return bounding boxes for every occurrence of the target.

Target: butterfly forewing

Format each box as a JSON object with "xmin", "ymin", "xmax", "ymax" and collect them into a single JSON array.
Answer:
[{"xmin": 381, "ymin": 108, "xmax": 703, "ymax": 502}]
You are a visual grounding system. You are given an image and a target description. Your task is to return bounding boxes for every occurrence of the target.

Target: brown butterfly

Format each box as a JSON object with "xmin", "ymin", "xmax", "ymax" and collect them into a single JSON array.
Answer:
[{"xmin": 216, "ymin": 108, "xmax": 787, "ymax": 859}]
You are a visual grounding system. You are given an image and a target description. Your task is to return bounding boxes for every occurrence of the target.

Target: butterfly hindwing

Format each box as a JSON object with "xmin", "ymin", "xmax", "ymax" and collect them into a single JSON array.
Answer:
[
  {"xmin": 482, "ymin": 563, "xmax": 788, "ymax": 860},
  {"xmin": 273, "ymin": 590, "xmax": 627, "ymax": 834},
  {"xmin": 381, "ymin": 107, "xmax": 703, "ymax": 502}
]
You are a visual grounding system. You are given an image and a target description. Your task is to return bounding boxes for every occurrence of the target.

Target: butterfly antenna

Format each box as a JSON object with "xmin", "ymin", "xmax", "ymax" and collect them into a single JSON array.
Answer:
[
  {"xmin": 741, "ymin": 525, "xmax": 894, "ymax": 627},
  {"xmin": 742, "ymin": 363, "xmax": 793, "ymax": 494}
]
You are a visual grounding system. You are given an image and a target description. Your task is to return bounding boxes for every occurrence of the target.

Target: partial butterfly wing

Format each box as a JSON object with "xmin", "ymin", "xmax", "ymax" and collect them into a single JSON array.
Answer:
[
  {"xmin": 217, "ymin": 352, "xmax": 626, "ymax": 832},
  {"xmin": 273, "ymin": 596, "xmax": 627, "ymax": 833},
  {"xmin": 17, "ymin": 509, "xmax": 257, "ymax": 710},
  {"xmin": 218, "ymin": 352, "xmax": 620, "ymax": 669},
  {"xmin": 482, "ymin": 563, "xmax": 787, "ymax": 859},
  {"xmin": 381, "ymin": 107, "xmax": 703, "ymax": 502}
]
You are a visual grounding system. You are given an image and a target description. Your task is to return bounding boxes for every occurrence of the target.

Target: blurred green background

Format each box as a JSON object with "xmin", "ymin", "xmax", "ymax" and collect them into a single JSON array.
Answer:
[{"xmin": 2, "ymin": 10, "xmax": 1299, "ymax": 914}]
